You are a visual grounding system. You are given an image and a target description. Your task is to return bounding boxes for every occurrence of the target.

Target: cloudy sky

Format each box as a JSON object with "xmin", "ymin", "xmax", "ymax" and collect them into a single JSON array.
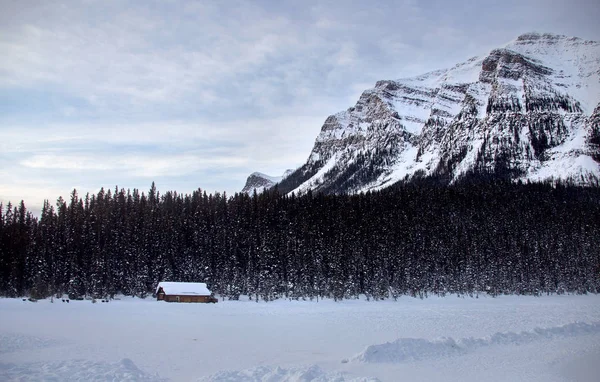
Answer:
[{"xmin": 1, "ymin": 0, "xmax": 598, "ymax": 213}]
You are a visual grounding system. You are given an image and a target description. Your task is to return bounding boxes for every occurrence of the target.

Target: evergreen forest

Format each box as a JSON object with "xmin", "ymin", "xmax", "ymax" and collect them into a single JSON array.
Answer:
[{"xmin": 1, "ymin": 180, "xmax": 599, "ymax": 301}]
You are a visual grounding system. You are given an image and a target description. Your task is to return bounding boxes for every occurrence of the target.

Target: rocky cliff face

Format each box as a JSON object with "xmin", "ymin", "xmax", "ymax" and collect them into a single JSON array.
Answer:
[{"xmin": 278, "ymin": 33, "xmax": 600, "ymax": 194}]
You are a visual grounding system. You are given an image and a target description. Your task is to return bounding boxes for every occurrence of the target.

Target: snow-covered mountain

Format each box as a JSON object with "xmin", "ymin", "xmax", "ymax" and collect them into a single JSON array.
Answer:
[
  {"xmin": 241, "ymin": 170, "xmax": 294, "ymax": 194},
  {"xmin": 278, "ymin": 32, "xmax": 600, "ymax": 195}
]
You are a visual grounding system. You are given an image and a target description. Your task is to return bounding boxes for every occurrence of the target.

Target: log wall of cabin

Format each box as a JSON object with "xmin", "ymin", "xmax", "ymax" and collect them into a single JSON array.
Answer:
[{"xmin": 163, "ymin": 295, "xmax": 211, "ymax": 303}]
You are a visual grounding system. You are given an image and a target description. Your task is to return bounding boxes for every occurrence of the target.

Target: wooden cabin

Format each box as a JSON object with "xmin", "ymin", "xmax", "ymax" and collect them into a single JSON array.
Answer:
[{"xmin": 156, "ymin": 282, "xmax": 218, "ymax": 303}]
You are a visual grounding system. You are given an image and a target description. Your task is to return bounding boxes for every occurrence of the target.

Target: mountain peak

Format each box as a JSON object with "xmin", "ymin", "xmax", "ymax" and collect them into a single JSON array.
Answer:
[
  {"xmin": 509, "ymin": 32, "xmax": 597, "ymax": 49},
  {"xmin": 241, "ymin": 170, "xmax": 294, "ymax": 195},
  {"xmin": 275, "ymin": 32, "xmax": 600, "ymax": 195}
]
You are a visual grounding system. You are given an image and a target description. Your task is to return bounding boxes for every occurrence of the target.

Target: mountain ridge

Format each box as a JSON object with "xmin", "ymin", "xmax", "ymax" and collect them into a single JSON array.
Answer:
[{"xmin": 273, "ymin": 32, "xmax": 600, "ymax": 195}]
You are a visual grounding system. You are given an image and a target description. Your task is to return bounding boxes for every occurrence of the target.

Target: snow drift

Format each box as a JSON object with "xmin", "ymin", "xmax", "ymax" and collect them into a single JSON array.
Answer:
[
  {"xmin": 353, "ymin": 321, "xmax": 600, "ymax": 363},
  {"xmin": 200, "ymin": 365, "xmax": 380, "ymax": 382}
]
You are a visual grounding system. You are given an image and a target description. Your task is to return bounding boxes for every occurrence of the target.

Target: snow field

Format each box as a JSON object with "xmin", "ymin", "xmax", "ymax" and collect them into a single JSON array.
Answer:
[
  {"xmin": 0, "ymin": 358, "xmax": 167, "ymax": 382},
  {"xmin": 1, "ymin": 294, "xmax": 600, "ymax": 381}
]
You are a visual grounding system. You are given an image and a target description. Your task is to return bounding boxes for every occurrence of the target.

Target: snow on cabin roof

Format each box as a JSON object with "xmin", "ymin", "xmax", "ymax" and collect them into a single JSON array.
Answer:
[{"xmin": 156, "ymin": 282, "xmax": 212, "ymax": 296}]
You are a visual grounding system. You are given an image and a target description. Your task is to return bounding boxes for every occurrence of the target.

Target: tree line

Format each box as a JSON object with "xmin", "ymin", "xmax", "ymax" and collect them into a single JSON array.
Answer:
[{"xmin": 0, "ymin": 180, "xmax": 599, "ymax": 301}]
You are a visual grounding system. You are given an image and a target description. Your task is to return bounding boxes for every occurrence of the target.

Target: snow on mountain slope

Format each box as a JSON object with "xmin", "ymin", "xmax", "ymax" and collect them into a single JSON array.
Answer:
[
  {"xmin": 278, "ymin": 33, "xmax": 600, "ymax": 195},
  {"xmin": 507, "ymin": 33, "xmax": 600, "ymax": 114}
]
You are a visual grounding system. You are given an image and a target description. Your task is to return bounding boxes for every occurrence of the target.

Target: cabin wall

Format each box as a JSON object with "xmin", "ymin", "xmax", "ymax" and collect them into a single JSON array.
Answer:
[{"xmin": 163, "ymin": 295, "xmax": 212, "ymax": 303}]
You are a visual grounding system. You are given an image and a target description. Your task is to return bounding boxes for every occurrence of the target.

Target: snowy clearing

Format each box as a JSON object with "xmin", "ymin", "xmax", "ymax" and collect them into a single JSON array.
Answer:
[{"xmin": 1, "ymin": 294, "xmax": 599, "ymax": 381}]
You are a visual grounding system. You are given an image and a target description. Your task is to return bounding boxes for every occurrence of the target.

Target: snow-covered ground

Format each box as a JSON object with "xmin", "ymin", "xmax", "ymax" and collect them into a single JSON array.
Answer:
[{"xmin": 1, "ymin": 294, "xmax": 599, "ymax": 381}]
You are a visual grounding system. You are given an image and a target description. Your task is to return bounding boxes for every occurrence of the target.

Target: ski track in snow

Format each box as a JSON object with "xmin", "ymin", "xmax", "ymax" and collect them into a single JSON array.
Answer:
[
  {"xmin": 0, "ymin": 358, "xmax": 167, "ymax": 382},
  {"xmin": 199, "ymin": 365, "xmax": 380, "ymax": 382},
  {"xmin": 353, "ymin": 321, "xmax": 600, "ymax": 363}
]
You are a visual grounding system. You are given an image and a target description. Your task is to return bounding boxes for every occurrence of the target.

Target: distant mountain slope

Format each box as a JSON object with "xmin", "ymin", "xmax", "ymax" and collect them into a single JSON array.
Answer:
[
  {"xmin": 278, "ymin": 32, "xmax": 600, "ymax": 194},
  {"xmin": 241, "ymin": 170, "xmax": 294, "ymax": 194}
]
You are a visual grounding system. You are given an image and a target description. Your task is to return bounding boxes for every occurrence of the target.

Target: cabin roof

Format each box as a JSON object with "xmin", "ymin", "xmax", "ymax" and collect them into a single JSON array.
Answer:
[{"xmin": 156, "ymin": 282, "xmax": 212, "ymax": 296}]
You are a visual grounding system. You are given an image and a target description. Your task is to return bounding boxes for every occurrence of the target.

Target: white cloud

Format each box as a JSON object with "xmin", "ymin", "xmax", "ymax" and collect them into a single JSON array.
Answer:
[
  {"xmin": 0, "ymin": 1, "xmax": 316, "ymax": 112},
  {"xmin": 20, "ymin": 152, "xmax": 249, "ymax": 176},
  {"xmin": 334, "ymin": 42, "xmax": 358, "ymax": 67}
]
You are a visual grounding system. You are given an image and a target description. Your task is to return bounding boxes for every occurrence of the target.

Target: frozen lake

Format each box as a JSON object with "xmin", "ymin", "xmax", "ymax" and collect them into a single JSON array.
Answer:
[{"xmin": 1, "ymin": 294, "xmax": 599, "ymax": 381}]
